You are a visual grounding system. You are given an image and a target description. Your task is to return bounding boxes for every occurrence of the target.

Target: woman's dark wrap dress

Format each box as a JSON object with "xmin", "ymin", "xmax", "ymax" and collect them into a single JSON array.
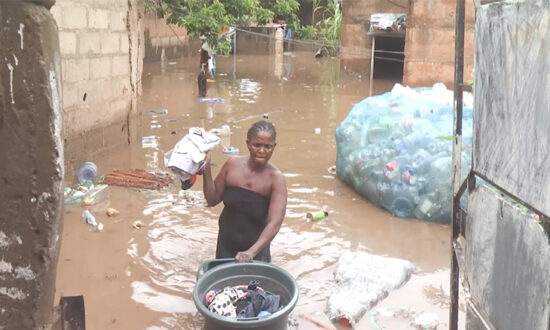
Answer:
[{"xmin": 216, "ymin": 186, "xmax": 271, "ymax": 262}]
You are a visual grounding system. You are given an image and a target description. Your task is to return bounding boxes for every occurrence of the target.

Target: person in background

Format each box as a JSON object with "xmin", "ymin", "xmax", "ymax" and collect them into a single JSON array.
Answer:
[
  {"xmin": 198, "ymin": 62, "xmax": 207, "ymax": 97},
  {"xmin": 202, "ymin": 120, "xmax": 287, "ymax": 263}
]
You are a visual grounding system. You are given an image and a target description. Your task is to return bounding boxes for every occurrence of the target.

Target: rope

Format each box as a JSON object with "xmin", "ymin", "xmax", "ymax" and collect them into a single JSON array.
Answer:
[{"xmin": 159, "ymin": 23, "xmax": 460, "ymax": 64}]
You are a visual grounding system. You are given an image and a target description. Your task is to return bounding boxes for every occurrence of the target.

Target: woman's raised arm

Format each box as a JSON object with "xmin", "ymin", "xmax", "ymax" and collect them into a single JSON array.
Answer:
[{"xmin": 202, "ymin": 153, "xmax": 228, "ymax": 206}]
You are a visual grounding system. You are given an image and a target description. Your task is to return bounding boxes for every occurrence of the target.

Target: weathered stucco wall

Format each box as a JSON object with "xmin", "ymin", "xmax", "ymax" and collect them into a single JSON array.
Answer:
[
  {"xmin": 403, "ymin": 0, "xmax": 474, "ymax": 87},
  {"xmin": 340, "ymin": 0, "xmax": 474, "ymax": 87},
  {"xmin": 0, "ymin": 1, "xmax": 64, "ymax": 328},
  {"xmin": 144, "ymin": 11, "xmax": 196, "ymax": 62},
  {"xmin": 50, "ymin": 0, "xmax": 143, "ymax": 172}
]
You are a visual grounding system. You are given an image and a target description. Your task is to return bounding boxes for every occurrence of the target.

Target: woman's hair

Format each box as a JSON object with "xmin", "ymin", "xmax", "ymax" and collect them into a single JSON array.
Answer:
[{"xmin": 247, "ymin": 120, "xmax": 276, "ymax": 141}]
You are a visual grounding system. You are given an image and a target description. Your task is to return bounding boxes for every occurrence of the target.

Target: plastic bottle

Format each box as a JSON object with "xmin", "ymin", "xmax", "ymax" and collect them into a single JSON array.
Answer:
[
  {"xmin": 393, "ymin": 138, "xmax": 406, "ymax": 155},
  {"xmin": 82, "ymin": 210, "xmax": 97, "ymax": 227},
  {"xmin": 306, "ymin": 211, "xmax": 328, "ymax": 221},
  {"xmin": 77, "ymin": 161, "xmax": 98, "ymax": 184}
]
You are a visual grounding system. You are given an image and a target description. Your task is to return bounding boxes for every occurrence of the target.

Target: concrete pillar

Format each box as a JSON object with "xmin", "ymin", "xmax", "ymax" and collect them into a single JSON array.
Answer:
[{"xmin": 0, "ymin": 1, "xmax": 64, "ymax": 329}]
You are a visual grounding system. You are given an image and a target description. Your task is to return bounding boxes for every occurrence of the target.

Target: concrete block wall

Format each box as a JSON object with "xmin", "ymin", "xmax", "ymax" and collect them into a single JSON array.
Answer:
[
  {"xmin": 144, "ymin": 12, "xmax": 196, "ymax": 61},
  {"xmin": 403, "ymin": 0, "xmax": 475, "ymax": 87},
  {"xmin": 50, "ymin": 0, "xmax": 143, "ymax": 172}
]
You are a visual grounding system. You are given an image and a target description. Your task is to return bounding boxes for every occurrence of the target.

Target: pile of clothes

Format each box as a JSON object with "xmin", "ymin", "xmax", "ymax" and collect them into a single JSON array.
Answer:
[{"xmin": 205, "ymin": 280, "xmax": 282, "ymax": 319}]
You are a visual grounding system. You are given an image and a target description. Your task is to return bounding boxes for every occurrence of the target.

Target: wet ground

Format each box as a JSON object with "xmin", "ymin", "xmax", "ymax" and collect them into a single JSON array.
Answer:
[{"xmin": 56, "ymin": 52, "xmax": 464, "ymax": 329}]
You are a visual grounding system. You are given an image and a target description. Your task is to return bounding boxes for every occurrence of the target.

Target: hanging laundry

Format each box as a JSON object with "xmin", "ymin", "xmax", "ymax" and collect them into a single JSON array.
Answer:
[{"xmin": 165, "ymin": 127, "xmax": 220, "ymax": 190}]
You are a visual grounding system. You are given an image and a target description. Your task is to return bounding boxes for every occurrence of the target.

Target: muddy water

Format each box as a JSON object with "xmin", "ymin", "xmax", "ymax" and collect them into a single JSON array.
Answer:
[{"xmin": 56, "ymin": 52, "xmax": 464, "ymax": 329}]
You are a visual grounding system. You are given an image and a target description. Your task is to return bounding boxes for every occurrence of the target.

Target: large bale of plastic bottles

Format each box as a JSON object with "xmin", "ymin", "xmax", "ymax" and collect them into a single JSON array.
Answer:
[{"xmin": 335, "ymin": 83, "xmax": 473, "ymax": 223}]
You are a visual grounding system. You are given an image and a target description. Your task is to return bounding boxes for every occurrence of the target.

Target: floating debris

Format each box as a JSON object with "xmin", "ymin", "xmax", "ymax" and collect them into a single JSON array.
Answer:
[
  {"xmin": 106, "ymin": 208, "xmax": 119, "ymax": 217},
  {"xmin": 142, "ymin": 109, "xmax": 168, "ymax": 115},
  {"xmin": 100, "ymin": 169, "xmax": 173, "ymax": 190}
]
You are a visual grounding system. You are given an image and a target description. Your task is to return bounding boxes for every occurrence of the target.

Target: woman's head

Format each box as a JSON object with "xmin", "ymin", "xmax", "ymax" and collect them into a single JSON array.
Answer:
[
  {"xmin": 246, "ymin": 120, "xmax": 277, "ymax": 166},
  {"xmin": 247, "ymin": 120, "xmax": 276, "ymax": 142}
]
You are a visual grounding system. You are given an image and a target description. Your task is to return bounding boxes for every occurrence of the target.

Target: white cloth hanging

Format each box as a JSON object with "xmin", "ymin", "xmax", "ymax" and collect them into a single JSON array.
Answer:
[{"xmin": 165, "ymin": 127, "xmax": 220, "ymax": 178}]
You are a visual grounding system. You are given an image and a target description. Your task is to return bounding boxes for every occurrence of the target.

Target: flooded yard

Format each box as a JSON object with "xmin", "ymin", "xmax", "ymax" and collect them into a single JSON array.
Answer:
[{"xmin": 56, "ymin": 52, "xmax": 463, "ymax": 329}]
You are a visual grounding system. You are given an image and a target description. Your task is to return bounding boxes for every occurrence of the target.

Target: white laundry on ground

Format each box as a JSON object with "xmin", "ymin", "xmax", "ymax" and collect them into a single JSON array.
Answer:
[{"xmin": 165, "ymin": 127, "xmax": 220, "ymax": 181}]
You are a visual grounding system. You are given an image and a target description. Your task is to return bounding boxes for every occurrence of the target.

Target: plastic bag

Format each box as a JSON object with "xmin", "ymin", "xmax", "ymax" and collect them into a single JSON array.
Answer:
[{"xmin": 335, "ymin": 83, "xmax": 473, "ymax": 223}]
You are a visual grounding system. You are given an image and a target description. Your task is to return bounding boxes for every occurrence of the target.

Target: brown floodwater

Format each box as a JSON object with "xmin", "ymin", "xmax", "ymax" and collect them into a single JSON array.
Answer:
[{"xmin": 56, "ymin": 52, "xmax": 464, "ymax": 329}]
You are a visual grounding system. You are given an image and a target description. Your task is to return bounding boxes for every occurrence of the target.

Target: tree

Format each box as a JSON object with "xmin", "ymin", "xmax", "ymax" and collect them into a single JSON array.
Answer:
[{"xmin": 145, "ymin": 0, "xmax": 300, "ymax": 55}]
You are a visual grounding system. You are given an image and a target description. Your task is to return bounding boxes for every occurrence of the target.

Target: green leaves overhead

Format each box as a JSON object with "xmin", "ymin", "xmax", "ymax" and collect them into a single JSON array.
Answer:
[{"xmin": 145, "ymin": 0, "xmax": 300, "ymax": 54}]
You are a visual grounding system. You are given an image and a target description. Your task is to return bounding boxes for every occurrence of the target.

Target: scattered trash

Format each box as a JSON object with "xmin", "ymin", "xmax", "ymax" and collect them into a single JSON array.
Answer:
[
  {"xmin": 314, "ymin": 128, "xmax": 321, "ymax": 134},
  {"xmin": 106, "ymin": 208, "xmax": 119, "ymax": 217},
  {"xmin": 77, "ymin": 161, "xmax": 98, "ymax": 184},
  {"xmin": 206, "ymin": 78, "xmax": 215, "ymax": 83},
  {"xmin": 298, "ymin": 314, "xmax": 336, "ymax": 330},
  {"xmin": 64, "ymin": 182, "xmax": 109, "ymax": 206},
  {"xmin": 132, "ymin": 220, "xmax": 144, "ymax": 229},
  {"xmin": 82, "ymin": 210, "xmax": 103, "ymax": 231},
  {"xmin": 413, "ymin": 312, "xmax": 439, "ymax": 329},
  {"xmin": 142, "ymin": 109, "xmax": 168, "ymax": 115},
  {"xmin": 209, "ymin": 125, "xmax": 231, "ymax": 136},
  {"xmin": 326, "ymin": 251, "xmax": 416, "ymax": 327},
  {"xmin": 222, "ymin": 146, "xmax": 239, "ymax": 155},
  {"xmin": 328, "ymin": 165, "xmax": 337, "ymax": 175},
  {"xmin": 197, "ymin": 97, "xmax": 226, "ymax": 103},
  {"xmin": 338, "ymin": 317, "xmax": 351, "ymax": 327},
  {"xmin": 369, "ymin": 307, "xmax": 439, "ymax": 330},
  {"xmin": 306, "ymin": 211, "xmax": 328, "ymax": 221},
  {"xmin": 142, "ymin": 136, "xmax": 158, "ymax": 149},
  {"xmin": 100, "ymin": 169, "xmax": 173, "ymax": 190},
  {"xmin": 82, "ymin": 198, "xmax": 94, "ymax": 206},
  {"xmin": 82, "ymin": 210, "xmax": 96, "ymax": 226},
  {"xmin": 335, "ymin": 83, "xmax": 474, "ymax": 223}
]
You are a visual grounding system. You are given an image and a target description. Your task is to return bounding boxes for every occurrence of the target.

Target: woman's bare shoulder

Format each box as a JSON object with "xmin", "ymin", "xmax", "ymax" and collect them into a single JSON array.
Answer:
[
  {"xmin": 268, "ymin": 163, "xmax": 285, "ymax": 181},
  {"xmin": 225, "ymin": 155, "xmax": 247, "ymax": 167}
]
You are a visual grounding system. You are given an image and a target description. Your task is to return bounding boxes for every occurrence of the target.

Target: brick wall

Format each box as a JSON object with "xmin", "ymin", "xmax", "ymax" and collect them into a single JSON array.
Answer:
[
  {"xmin": 340, "ymin": 0, "xmax": 404, "ymax": 73},
  {"xmin": 403, "ymin": 0, "xmax": 475, "ymax": 87},
  {"xmin": 50, "ymin": 0, "xmax": 144, "ymax": 168},
  {"xmin": 340, "ymin": 0, "xmax": 475, "ymax": 88}
]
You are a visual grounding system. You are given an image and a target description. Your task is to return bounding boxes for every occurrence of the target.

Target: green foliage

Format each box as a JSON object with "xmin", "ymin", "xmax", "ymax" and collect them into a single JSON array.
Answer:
[
  {"xmin": 146, "ymin": 0, "xmax": 300, "ymax": 55},
  {"xmin": 294, "ymin": 25, "xmax": 318, "ymax": 40},
  {"xmin": 261, "ymin": 0, "xmax": 300, "ymax": 29},
  {"xmin": 313, "ymin": 0, "xmax": 341, "ymax": 56}
]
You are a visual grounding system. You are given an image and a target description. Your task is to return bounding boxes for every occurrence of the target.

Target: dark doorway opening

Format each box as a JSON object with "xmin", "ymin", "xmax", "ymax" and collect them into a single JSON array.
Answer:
[{"xmin": 372, "ymin": 35, "xmax": 405, "ymax": 81}]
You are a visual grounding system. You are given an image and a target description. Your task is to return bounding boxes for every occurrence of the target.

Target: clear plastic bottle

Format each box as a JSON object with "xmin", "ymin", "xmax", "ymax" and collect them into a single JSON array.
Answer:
[
  {"xmin": 82, "ymin": 210, "xmax": 97, "ymax": 226},
  {"xmin": 77, "ymin": 161, "xmax": 98, "ymax": 184}
]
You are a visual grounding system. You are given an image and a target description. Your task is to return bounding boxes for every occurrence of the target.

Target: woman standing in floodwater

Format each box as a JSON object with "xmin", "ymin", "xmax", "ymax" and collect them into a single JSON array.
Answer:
[{"xmin": 202, "ymin": 120, "xmax": 287, "ymax": 263}]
